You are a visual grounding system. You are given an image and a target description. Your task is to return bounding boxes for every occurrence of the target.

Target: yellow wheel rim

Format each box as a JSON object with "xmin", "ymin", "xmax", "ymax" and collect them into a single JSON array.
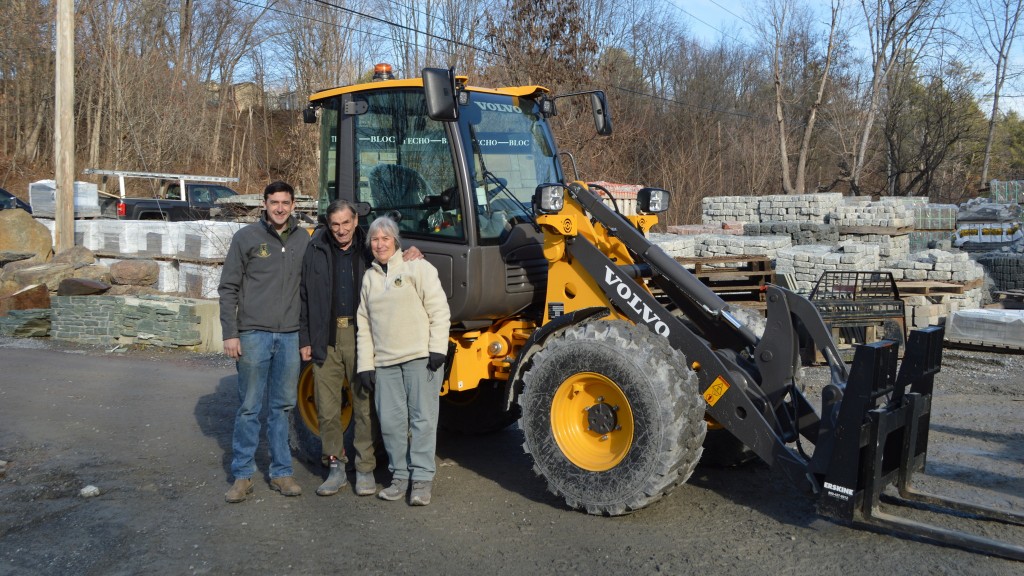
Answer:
[
  {"xmin": 296, "ymin": 363, "xmax": 354, "ymax": 436},
  {"xmin": 550, "ymin": 372, "xmax": 634, "ymax": 471}
]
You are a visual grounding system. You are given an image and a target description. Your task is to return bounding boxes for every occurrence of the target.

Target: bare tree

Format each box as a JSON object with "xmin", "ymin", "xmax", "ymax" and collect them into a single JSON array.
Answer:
[
  {"xmin": 970, "ymin": 0, "xmax": 1024, "ymax": 185},
  {"xmin": 756, "ymin": 0, "xmax": 842, "ymax": 195},
  {"xmin": 843, "ymin": 0, "xmax": 947, "ymax": 195}
]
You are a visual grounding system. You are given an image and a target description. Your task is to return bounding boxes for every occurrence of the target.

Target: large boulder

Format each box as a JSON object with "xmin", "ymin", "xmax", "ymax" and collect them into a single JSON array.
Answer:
[
  {"xmin": 0, "ymin": 251, "xmax": 36, "ymax": 267},
  {"xmin": 0, "ymin": 284, "xmax": 50, "ymax": 316},
  {"xmin": 9, "ymin": 263, "xmax": 76, "ymax": 292},
  {"xmin": 0, "ymin": 209, "xmax": 52, "ymax": 263},
  {"xmin": 52, "ymin": 245, "xmax": 96, "ymax": 267},
  {"xmin": 110, "ymin": 260, "xmax": 160, "ymax": 286},
  {"xmin": 57, "ymin": 278, "xmax": 110, "ymax": 296},
  {"xmin": 72, "ymin": 264, "xmax": 112, "ymax": 284}
]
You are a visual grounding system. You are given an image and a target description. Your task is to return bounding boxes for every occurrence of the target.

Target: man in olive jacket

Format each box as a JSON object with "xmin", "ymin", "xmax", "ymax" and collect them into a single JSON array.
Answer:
[{"xmin": 219, "ymin": 181, "xmax": 309, "ymax": 503}]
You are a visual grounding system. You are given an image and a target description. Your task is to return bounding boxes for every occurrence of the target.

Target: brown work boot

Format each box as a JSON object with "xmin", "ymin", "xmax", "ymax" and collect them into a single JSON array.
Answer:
[
  {"xmin": 270, "ymin": 476, "xmax": 303, "ymax": 496},
  {"xmin": 224, "ymin": 478, "xmax": 254, "ymax": 503}
]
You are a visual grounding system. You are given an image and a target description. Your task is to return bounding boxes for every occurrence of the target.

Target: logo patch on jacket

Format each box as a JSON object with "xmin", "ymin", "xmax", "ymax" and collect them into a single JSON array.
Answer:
[
  {"xmin": 256, "ymin": 243, "xmax": 270, "ymax": 258},
  {"xmin": 394, "ymin": 276, "xmax": 403, "ymax": 287}
]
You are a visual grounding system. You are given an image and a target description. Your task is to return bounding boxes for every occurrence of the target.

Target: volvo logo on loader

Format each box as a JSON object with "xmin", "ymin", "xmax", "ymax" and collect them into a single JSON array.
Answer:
[{"xmin": 602, "ymin": 266, "xmax": 670, "ymax": 336}]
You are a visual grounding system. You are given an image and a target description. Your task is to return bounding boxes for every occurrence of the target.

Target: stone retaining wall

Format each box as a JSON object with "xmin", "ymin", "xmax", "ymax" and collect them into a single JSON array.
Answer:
[{"xmin": 49, "ymin": 295, "xmax": 222, "ymax": 351}]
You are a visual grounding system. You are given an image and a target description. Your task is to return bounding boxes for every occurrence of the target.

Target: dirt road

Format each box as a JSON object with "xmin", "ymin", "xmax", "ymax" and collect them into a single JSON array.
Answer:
[{"xmin": 0, "ymin": 336, "xmax": 1021, "ymax": 575}]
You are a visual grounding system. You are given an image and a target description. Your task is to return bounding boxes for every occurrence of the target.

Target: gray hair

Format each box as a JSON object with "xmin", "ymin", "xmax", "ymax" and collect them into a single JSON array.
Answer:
[{"xmin": 366, "ymin": 215, "xmax": 402, "ymax": 250}]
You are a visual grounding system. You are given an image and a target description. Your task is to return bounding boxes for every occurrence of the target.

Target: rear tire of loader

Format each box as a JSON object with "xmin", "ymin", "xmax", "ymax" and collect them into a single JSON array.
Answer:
[
  {"xmin": 519, "ymin": 320, "xmax": 706, "ymax": 516},
  {"xmin": 289, "ymin": 362, "xmax": 354, "ymax": 465},
  {"xmin": 439, "ymin": 380, "xmax": 521, "ymax": 435}
]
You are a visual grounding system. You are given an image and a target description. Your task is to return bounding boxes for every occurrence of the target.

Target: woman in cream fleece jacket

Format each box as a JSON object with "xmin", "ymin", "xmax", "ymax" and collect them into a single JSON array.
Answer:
[{"xmin": 356, "ymin": 216, "xmax": 450, "ymax": 505}]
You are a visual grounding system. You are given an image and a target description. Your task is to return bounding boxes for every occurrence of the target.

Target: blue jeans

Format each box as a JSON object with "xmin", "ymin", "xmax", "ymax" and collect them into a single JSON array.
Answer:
[{"xmin": 231, "ymin": 330, "xmax": 300, "ymax": 480}]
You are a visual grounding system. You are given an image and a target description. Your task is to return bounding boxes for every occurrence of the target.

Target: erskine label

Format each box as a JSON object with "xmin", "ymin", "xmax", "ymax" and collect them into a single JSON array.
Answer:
[{"xmin": 603, "ymin": 266, "xmax": 671, "ymax": 336}]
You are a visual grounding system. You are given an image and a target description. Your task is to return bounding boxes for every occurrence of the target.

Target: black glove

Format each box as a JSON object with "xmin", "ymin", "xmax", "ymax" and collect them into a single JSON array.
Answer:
[
  {"xmin": 356, "ymin": 371, "xmax": 376, "ymax": 393},
  {"xmin": 427, "ymin": 352, "xmax": 446, "ymax": 372}
]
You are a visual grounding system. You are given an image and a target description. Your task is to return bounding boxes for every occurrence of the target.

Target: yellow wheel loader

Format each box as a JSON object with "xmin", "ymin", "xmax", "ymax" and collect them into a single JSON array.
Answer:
[{"xmin": 295, "ymin": 65, "xmax": 1023, "ymax": 560}]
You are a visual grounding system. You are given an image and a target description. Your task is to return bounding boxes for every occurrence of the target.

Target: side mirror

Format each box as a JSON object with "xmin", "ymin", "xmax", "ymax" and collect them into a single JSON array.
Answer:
[
  {"xmin": 590, "ymin": 92, "xmax": 612, "ymax": 136},
  {"xmin": 423, "ymin": 67, "xmax": 458, "ymax": 122},
  {"xmin": 303, "ymin": 106, "xmax": 317, "ymax": 124}
]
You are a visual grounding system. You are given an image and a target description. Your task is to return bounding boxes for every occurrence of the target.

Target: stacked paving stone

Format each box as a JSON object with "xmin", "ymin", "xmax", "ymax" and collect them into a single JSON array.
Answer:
[
  {"xmin": 909, "ymin": 203, "xmax": 957, "ymax": 252},
  {"xmin": 649, "ymin": 233, "xmax": 697, "ymax": 258},
  {"xmin": 774, "ymin": 242, "xmax": 881, "ymax": 293},
  {"xmin": 882, "ymin": 250, "xmax": 987, "ymax": 328},
  {"xmin": 757, "ymin": 193, "xmax": 843, "ymax": 223},
  {"xmin": 50, "ymin": 294, "xmax": 203, "ymax": 347},
  {"xmin": 701, "ymin": 195, "xmax": 760, "ymax": 224},
  {"xmin": 974, "ymin": 251, "xmax": 1024, "ymax": 292},
  {"xmin": 694, "ymin": 234, "xmax": 792, "ymax": 261},
  {"xmin": 38, "ymin": 219, "xmax": 243, "ymax": 260},
  {"xmin": 743, "ymin": 221, "xmax": 839, "ymax": 245},
  {"xmin": 834, "ymin": 200, "xmax": 914, "ymax": 260},
  {"xmin": 833, "ymin": 199, "xmax": 914, "ymax": 228},
  {"xmin": 667, "ymin": 222, "xmax": 744, "ymax": 235}
]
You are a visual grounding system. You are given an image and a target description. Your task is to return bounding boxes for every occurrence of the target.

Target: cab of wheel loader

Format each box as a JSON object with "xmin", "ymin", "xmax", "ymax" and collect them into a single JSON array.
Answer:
[{"xmin": 306, "ymin": 67, "xmax": 568, "ymax": 327}]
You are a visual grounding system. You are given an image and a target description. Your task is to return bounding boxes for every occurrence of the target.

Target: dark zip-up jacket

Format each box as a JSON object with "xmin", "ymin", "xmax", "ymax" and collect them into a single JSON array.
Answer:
[
  {"xmin": 298, "ymin": 225, "xmax": 372, "ymax": 365},
  {"xmin": 218, "ymin": 215, "xmax": 309, "ymax": 339}
]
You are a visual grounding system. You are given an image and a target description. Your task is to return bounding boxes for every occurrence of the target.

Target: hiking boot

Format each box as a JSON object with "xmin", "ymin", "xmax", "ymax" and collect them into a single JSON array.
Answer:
[
  {"xmin": 355, "ymin": 471, "xmax": 377, "ymax": 496},
  {"xmin": 409, "ymin": 481, "xmax": 432, "ymax": 506},
  {"xmin": 224, "ymin": 478, "xmax": 253, "ymax": 503},
  {"xmin": 316, "ymin": 456, "xmax": 349, "ymax": 496},
  {"xmin": 376, "ymin": 478, "xmax": 408, "ymax": 501},
  {"xmin": 270, "ymin": 475, "xmax": 303, "ymax": 496}
]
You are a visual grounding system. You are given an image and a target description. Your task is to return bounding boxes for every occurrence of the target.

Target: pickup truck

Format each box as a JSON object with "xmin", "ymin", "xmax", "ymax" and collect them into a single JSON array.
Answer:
[{"xmin": 99, "ymin": 182, "xmax": 238, "ymax": 221}]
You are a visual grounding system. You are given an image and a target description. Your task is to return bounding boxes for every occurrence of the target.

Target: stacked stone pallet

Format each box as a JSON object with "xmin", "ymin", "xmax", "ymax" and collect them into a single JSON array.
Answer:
[
  {"xmin": 694, "ymin": 234, "xmax": 792, "ymax": 263},
  {"xmin": 38, "ymin": 218, "xmax": 243, "ymax": 260},
  {"xmin": 910, "ymin": 203, "xmax": 957, "ymax": 252},
  {"xmin": 834, "ymin": 200, "xmax": 914, "ymax": 260},
  {"xmin": 974, "ymin": 251, "xmax": 1024, "ymax": 292},
  {"xmin": 649, "ymin": 233, "xmax": 697, "ymax": 258},
  {"xmin": 701, "ymin": 195, "xmax": 760, "ymax": 224},
  {"xmin": 774, "ymin": 242, "xmax": 881, "ymax": 294},
  {"xmin": 884, "ymin": 250, "xmax": 987, "ymax": 329},
  {"xmin": 666, "ymin": 222, "xmax": 744, "ymax": 235},
  {"xmin": 757, "ymin": 193, "xmax": 843, "ymax": 223},
  {"xmin": 744, "ymin": 221, "xmax": 839, "ymax": 245}
]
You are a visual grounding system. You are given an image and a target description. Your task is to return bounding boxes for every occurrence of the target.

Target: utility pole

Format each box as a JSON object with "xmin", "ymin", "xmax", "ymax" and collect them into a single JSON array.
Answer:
[{"xmin": 55, "ymin": 0, "xmax": 75, "ymax": 252}]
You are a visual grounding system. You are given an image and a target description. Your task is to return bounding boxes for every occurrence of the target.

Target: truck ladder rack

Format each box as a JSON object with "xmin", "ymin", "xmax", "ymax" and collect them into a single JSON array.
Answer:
[{"xmin": 817, "ymin": 327, "xmax": 1024, "ymax": 561}]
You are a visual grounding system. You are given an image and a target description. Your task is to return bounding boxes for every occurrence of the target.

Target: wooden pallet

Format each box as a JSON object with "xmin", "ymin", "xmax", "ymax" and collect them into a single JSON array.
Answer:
[
  {"xmin": 993, "ymin": 289, "xmax": 1024, "ymax": 309},
  {"xmin": 945, "ymin": 337, "xmax": 1024, "ymax": 353},
  {"xmin": 839, "ymin": 224, "xmax": 914, "ymax": 235},
  {"xmin": 896, "ymin": 280, "xmax": 966, "ymax": 295},
  {"xmin": 673, "ymin": 256, "xmax": 775, "ymax": 301}
]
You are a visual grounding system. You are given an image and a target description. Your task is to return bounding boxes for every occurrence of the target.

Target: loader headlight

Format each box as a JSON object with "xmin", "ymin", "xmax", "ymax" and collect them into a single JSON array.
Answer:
[
  {"xmin": 637, "ymin": 187, "xmax": 669, "ymax": 214},
  {"xmin": 534, "ymin": 184, "xmax": 565, "ymax": 214}
]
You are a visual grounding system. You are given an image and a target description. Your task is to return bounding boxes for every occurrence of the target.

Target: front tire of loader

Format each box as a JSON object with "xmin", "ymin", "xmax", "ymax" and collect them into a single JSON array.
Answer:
[
  {"xmin": 519, "ymin": 320, "xmax": 706, "ymax": 516},
  {"xmin": 289, "ymin": 362, "xmax": 354, "ymax": 465}
]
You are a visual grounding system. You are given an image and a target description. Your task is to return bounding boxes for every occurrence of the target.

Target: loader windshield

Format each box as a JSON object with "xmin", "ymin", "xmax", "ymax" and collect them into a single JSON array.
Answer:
[{"xmin": 457, "ymin": 92, "xmax": 561, "ymax": 241}]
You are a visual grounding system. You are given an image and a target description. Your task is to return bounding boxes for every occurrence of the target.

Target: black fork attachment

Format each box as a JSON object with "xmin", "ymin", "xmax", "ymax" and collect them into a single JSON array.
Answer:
[{"xmin": 815, "ymin": 326, "xmax": 1024, "ymax": 561}]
